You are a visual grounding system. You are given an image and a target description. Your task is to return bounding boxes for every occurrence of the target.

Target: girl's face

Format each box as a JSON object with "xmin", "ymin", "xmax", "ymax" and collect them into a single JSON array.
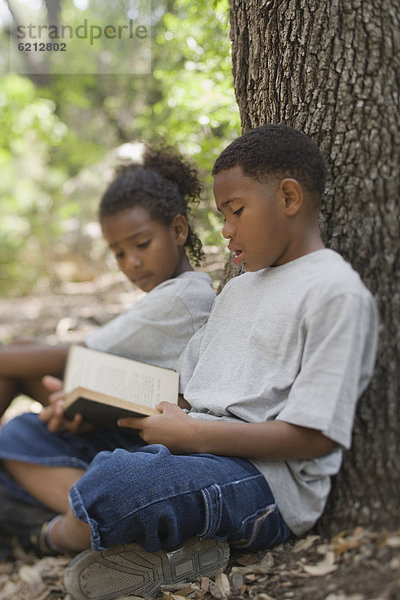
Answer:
[{"xmin": 101, "ymin": 206, "xmax": 189, "ymax": 292}]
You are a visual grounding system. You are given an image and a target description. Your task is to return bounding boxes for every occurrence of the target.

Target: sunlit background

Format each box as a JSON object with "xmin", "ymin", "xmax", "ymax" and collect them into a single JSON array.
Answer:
[{"xmin": 0, "ymin": 0, "xmax": 240, "ymax": 296}]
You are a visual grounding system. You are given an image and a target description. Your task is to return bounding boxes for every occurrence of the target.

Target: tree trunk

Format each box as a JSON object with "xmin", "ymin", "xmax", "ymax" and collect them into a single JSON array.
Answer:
[
  {"xmin": 6, "ymin": 0, "xmax": 51, "ymax": 85},
  {"xmin": 228, "ymin": 0, "xmax": 400, "ymax": 533}
]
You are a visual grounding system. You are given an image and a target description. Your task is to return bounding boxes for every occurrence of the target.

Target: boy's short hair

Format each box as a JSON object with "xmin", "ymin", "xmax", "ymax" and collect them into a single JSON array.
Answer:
[{"xmin": 212, "ymin": 124, "xmax": 327, "ymax": 203}]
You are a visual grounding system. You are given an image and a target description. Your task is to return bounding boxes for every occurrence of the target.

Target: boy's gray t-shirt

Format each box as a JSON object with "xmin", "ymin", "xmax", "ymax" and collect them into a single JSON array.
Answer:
[
  {"xmin": 180, "ymin": 250, "xmax": 378, "ymax": 535},
  {"xmin": 85, "ymin": 271, "xmax": 215, "ymax": 370}
]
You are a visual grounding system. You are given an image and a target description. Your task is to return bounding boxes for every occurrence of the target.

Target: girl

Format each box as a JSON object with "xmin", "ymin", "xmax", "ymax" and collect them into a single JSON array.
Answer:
[
  {"xmin": 0, "ymin": 145, "xmax": 215, "ymax": 556},
  {"xmin": 0, "ymin": 146, "xmax": 215, "ymax": 418}
]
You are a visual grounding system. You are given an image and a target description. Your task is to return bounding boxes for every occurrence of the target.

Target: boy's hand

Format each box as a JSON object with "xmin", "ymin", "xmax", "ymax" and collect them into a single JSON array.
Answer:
[
  {"xmin": 40, "ymin": 375, "xmax": 93, "ymax": 434},
  {"xmin": 118, "ymin": 402, "xmax": 198, "ymax": 453}
]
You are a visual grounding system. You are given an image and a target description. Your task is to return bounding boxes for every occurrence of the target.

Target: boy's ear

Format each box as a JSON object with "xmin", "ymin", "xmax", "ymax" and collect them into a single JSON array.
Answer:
[
  {"xmin": 170, "ymin": 214, "xmax": 189, "ymax": 246},
  {"xmin": 278, "ymin": 178, "xmax": 303, "ymax": 215}
]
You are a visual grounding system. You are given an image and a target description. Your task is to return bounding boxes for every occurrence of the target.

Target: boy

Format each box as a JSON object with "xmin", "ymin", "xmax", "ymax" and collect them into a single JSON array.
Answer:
[{"xmin": 5, "ymin": 126, "xmax": 379, "ymax": 600}]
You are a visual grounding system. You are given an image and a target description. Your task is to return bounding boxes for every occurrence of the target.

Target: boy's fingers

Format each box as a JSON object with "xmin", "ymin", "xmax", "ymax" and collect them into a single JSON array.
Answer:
[
  {"xmin": 156, "ymin": 401, "xmax": 168, "ymax": 411},
  {"xmin": 156, "ymin": 401, "xmax": 181, "ymax": 413},
  {"xmin": 117, "ymin": 416, "xmax": 146, "ymax": 429}
]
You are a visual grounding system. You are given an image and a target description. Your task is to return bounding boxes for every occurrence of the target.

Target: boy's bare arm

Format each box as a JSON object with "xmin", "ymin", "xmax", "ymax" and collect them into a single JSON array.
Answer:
[{"xmin": 118, "ymin": 402, "xmax": 335, "ymax": 460}]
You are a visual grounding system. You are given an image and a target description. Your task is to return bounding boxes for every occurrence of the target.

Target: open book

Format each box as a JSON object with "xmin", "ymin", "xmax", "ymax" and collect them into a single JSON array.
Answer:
[{"xmin": 63, "ymin": 345, "xmax": 179, "ymax": 428}]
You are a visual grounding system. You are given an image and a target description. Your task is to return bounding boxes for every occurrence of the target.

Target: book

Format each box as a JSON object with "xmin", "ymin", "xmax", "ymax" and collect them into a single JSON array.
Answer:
[{"xmin": 63, "ymin": 345, "xmax": 179, "ymax": 429}]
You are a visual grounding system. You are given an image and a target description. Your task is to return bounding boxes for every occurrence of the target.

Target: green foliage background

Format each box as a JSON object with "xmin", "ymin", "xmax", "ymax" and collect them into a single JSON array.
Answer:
[{"xmin": 0, "ymin": 0, "xmax": 239, "ymax": 296}]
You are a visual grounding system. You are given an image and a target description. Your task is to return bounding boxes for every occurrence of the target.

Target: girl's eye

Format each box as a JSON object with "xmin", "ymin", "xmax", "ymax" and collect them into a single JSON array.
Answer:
[
  {"xmin": 115, "ymin": 251, "xmax": 124, "ymax": 260},
  {"xmin": 233, "ymin": 207, "xmax": 243, "ymax": 216},
  {"xmin": 137, "ymin": 240, "xmax": 151, "ymax": 249}
]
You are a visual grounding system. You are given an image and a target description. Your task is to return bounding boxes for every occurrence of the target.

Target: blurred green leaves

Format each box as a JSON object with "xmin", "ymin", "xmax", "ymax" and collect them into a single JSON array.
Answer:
[
  {"xmin": 1, "ymin": 0, "xmax": 239, "ymax": 295},
  {"xmin": 0, "ymin": 75, "xmax": 68, "ymax": 293},
  {"xmin": 148, "ymin": 0, "xmax": 239, "ymax": 169}
]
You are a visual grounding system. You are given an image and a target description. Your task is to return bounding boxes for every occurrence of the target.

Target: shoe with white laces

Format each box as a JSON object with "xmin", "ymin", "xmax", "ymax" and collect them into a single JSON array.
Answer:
[{"xmin": 64, "ymin": 537, "xmax": 230, "ymax": 600}]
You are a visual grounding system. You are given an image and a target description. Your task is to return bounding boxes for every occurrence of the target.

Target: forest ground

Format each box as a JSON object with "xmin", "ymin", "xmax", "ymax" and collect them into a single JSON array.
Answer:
[{"xmin": 0, "ymin": 257, "xmax": 399, "ymax": 600}]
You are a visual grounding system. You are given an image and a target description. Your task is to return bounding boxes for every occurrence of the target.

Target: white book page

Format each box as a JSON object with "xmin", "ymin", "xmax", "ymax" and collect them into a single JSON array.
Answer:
[{"xmin": 64, "ymin": 346, "xmax": 178, "ymax": 409}]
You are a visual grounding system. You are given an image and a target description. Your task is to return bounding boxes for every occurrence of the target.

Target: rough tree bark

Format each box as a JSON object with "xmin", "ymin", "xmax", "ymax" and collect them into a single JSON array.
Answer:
[
  {"xmin": 6, "ymin": 0, "xmax": 55, "ymax": 85},
  {"xmin": 227, "ymin": 0, "xmax": 400, "ymax": 533}
]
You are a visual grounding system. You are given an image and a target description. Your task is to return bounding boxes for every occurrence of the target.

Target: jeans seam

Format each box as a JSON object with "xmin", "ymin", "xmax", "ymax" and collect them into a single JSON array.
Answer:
[
  {"xmin": 199, "ymin": 484, "xmax": 223, "ymax": 538},
  {"xmin": 230, "ymin": 502, "xmax": 278, "ymax": 548}
]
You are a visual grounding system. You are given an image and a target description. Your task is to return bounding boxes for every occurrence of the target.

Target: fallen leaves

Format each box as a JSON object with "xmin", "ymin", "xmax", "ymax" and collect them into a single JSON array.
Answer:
[
  {"xmin": 301, "ymin": 550, "xmax": 338, "ymax": 576},
  {"xmin": 384, "ymin": 533, "xmax": 400, "ymax": 548},
  {"xmin": 0, "ymin": 527, "xmax": 400, "ymax": 600},
  {"xmin": 0, "ymin": 554, "xmax": 70, "ymax": 600},
  {"xmin": 19, "ymin": 564, "xmax": 46, "ymax": 597},
  {"xmin": 292, "ymin": 535, "xmax": 320, "ymax": 553},
  {"xmin": 161, "ymin": 527, "xmax": 400, "ymax": 600}
]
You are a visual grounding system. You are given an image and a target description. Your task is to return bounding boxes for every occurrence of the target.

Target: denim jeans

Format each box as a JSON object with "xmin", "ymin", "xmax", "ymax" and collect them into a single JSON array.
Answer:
[
  {"xmin": 0, "ymin": 413, "xmax": 146, "ymax": 504},
  {"xmin": 70, "ymin": 444, "xmax": 291, "ymax": 552},
  {"xmin": 0, "ymin": 413, "xmax": 291, "ymax": 552}
]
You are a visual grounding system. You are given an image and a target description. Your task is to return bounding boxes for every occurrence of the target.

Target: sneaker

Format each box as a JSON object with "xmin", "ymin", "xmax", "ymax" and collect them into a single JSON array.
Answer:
[
  {"xmin": 0, "ymin": 486, "xmax": 58, "ymax": 555},
  {"xmin": 29, "ymin": 519, "xmax": 62, "ymax": 556},
  {"xmin": 65, "ymin": 537, "xmax": 230, "ymax": 600},
  {"xmin": 0, "ymin": 534, "xmax": 13, "ymax": 561}
]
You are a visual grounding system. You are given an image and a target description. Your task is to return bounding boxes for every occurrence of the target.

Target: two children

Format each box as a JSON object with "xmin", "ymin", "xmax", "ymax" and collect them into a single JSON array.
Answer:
[
  {"xmin": 0, "ymin": 125, "xmax": 378, "ymax": 600},
  {"xmin": 0, "ymin": 146, "xmax": 215, "ymax": 417}
]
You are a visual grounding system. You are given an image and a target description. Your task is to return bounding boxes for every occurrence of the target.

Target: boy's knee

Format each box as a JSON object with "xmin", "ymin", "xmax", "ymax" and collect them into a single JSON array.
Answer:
[{"xmin": 89, "ymin": 444, "xmax": 172, "ymax": 477}]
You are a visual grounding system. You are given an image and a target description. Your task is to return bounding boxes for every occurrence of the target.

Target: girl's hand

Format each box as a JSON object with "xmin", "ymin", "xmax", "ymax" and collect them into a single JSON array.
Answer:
[
  {"xmin": 40, "ymin": 375, "xmax": 93, "ymax": 434},
  {"xmin": 118, "ymin": 402, "xmax": 199, "ymax": 453}
]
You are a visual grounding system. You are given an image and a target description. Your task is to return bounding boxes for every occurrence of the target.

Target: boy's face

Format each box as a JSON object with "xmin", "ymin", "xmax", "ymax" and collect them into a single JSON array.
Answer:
[{"xmin": 213, "ymin": 166, "xmax": 294, "ymax": 271}]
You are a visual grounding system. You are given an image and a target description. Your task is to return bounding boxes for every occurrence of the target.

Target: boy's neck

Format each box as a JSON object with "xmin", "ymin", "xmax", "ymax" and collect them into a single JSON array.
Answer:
[
  {"xmin": 298, "ymin": 228, "xmax": 325, "ymax": 257},
  {"xmin": 276, "ymin": 224, "xmax": 325, "ymax": 267}
]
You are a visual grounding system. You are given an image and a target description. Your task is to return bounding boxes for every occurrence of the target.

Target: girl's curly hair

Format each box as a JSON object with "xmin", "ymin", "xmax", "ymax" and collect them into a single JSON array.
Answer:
[{"xmin": 99, "ymin": 145, "xmax": 204, "ymax": 266}]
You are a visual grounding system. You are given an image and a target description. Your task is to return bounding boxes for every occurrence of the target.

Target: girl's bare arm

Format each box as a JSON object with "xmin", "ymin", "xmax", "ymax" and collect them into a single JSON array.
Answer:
[{"xmin": 0, "ymin": 341, "xmax": 81, "ymax": 379}]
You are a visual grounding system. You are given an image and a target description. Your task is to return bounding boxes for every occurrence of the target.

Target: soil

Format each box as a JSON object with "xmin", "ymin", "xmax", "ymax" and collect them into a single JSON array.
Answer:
[{"xmin": 0, "ymin": 266, "xmax": 399, "ymax": 600}]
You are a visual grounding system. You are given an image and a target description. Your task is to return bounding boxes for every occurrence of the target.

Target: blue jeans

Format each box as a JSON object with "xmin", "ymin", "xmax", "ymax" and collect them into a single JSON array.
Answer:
[
  {"xmin": 0, "ymin": 414, "xmax": 291, "ymax": 552},
  {"xmin": 70, "ymin": 444, "xmax": 290, "ymax": 551}
]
